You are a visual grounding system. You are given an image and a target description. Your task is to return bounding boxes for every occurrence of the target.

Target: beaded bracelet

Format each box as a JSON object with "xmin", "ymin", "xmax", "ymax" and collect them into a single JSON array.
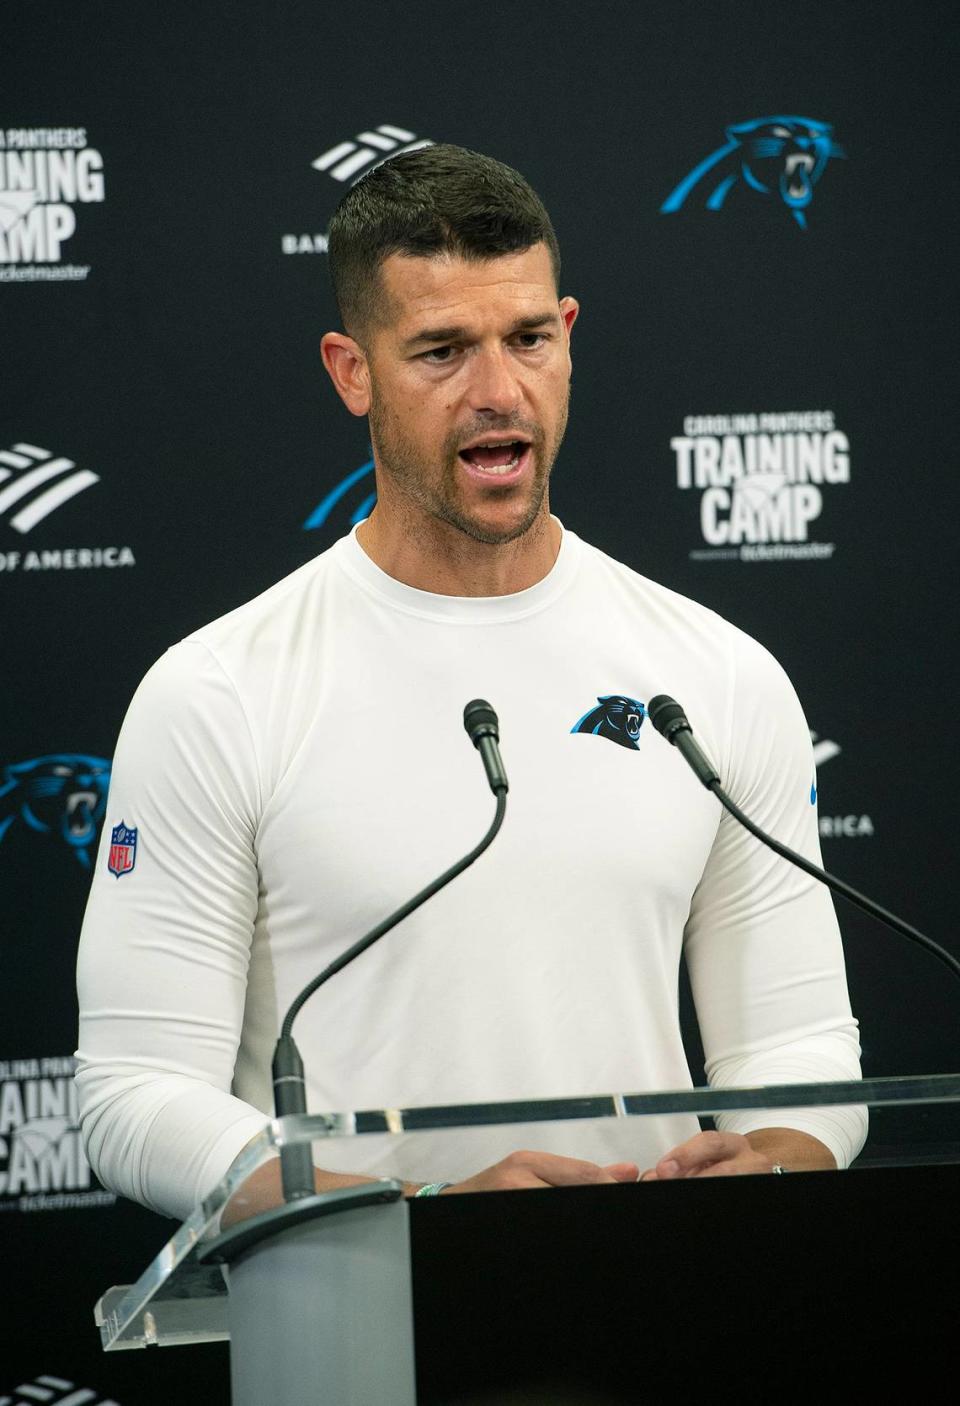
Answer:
[{"xmin": 414, "ymin": 1181, "xmax": 453, "ymax": 1197}]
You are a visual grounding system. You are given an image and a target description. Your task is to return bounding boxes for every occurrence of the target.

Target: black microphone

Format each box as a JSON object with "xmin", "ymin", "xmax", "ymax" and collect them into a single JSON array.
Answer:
[
  {"xmin": 463, "ymin": 698, "xmax": 509, "ymax": 794},
  {"xmin": 271, "ymin": 700, "xmax": 509, "ymax": 1200},
  {"xmin": 647, "ymin": 693, "xmax": 960, "ymax": 983},
  {"xmin": 646, "ymin": 695, "xmax": 720, "ymax": 788}
]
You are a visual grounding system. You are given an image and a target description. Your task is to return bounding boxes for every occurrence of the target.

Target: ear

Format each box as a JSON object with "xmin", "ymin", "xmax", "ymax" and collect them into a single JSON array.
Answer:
[
  {"xmin": 321, "ymin": 332, "xmax": 371, "ymax": 416},
  {"xmin": 559, "ymin": 295, "xmax": 579, "ymax": 340}
]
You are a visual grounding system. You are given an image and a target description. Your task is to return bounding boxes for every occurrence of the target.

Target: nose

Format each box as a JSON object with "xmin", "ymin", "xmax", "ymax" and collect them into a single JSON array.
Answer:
[{"xmin": 466, "ymin": 345, "xmax": 523, "ymax": 417}]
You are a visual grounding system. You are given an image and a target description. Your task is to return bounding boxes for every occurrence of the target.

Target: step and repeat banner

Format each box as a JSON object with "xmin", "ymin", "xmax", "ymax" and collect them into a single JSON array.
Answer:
[{"xmin": 3, "ymin": 1, "xmax": 957, "ymax": 1398}]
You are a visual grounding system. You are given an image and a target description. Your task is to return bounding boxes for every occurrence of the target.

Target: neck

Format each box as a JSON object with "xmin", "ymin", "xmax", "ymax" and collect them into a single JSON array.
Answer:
[{"xmin": 355, "ymin": 506, "xmax": 561, "ymax": 596}]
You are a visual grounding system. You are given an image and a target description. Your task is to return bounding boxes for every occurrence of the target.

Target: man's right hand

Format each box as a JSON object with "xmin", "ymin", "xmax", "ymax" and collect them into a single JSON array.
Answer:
[
  {"xmin": 438, "ymin": 1150, "xmax": 640, "ymax": 1193},
  {"xmin": 223, "ymin": 1148, "xmax": 640, "ymax": 1227}
]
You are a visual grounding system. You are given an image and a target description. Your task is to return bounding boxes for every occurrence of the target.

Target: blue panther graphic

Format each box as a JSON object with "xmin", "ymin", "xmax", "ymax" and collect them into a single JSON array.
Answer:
[
  {"xmin": 571, "ymin": 697, "xmax": 646, "ymax": 751},
  {"xmin": 661, "ymin": 116, "xmax": 844, "ymax": 229},
  {"xmin": 304, "ymin": 452, "xmax": 376, "ymax": 531},
  {"xmin": 0, "ymin": 753, "xmax": 111, "ymax": 869}
]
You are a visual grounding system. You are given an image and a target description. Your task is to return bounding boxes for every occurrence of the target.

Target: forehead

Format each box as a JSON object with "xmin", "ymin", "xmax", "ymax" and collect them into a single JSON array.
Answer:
[{"xmin": 376, "ymin": 243, "xmax": 557, "ymax": 335}]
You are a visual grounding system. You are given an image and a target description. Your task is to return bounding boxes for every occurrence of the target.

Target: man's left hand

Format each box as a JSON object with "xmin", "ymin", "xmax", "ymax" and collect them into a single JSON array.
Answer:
[{"xmin": 640, "ymin": 1127, "xmax": 836, "ymax": 1180}]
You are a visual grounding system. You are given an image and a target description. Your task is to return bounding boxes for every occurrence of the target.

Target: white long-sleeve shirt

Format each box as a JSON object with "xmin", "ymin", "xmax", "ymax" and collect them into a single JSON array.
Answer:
[{"xmin": 76, "ymin": 525, "xmax": 865, "ymax": 1220}]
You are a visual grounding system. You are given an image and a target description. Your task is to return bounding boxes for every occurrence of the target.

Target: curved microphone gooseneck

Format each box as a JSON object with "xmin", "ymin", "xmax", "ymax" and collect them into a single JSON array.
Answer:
[
  {"xmin": 646, "ymin": 694, "xmax": 960, "ymax": 983},
  {"xmin": 271, "ymin": 699, "xmax": 509, "ymax": 1201}
]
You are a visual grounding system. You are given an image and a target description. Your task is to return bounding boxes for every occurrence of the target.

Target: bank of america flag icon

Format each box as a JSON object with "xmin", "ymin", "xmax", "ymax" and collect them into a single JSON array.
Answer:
[
  {"xmin": 0, "ymin": 442, "xmax": 99, "ymax": 533},
  {"xmin": 311, "ymin": 125, "xmax": 432, "ymax": 184},
  {"xmin": 108, "ymin": 821, "xmax": 137, "ymax": 878}
]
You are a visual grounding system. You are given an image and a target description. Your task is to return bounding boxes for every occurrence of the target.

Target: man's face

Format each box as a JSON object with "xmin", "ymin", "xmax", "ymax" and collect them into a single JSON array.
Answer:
[{"xmin": 361, "ymin": 243, "xmax": 577, "ymax": 546}]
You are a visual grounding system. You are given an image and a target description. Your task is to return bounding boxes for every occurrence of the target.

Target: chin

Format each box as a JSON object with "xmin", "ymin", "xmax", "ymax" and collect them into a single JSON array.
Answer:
[
  {"xmin": 445, "ymin": 485, "xmax": 548, "ymax": 544},
  {"xmin": 456, "ymin": 504, "xmax": 546, "ymax": 546}
]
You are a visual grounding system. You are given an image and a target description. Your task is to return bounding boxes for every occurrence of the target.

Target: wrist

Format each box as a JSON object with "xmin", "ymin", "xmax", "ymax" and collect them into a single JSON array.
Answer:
[{"xmin": 745, "ymin": 1128, "xmax": 837, "ymax": 1172}]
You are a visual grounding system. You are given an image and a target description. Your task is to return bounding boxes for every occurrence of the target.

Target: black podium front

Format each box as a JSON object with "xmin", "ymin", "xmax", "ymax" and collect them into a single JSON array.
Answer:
[{"xmin": 411, "ymin": 1162, "xmax": 958, "ymax": 1403}]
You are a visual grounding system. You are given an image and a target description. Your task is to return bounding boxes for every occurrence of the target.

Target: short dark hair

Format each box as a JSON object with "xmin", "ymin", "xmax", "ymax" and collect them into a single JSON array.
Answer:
[{"xmin": 327, "ymin": 143, "xmax": 561, "ymax": 338}]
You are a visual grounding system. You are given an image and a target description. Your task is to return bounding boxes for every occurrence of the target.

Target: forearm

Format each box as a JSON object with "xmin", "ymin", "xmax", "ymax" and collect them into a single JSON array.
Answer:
[
  {"xmin": 221, "ymin": 1156, "xmax": 426, "ymax": 1228},
  {"xmin": 707, "ymin": 1030, "xmax": 867, "ymax": 1169},
  {"xmin": 745, "ymin": 1127, "xmax": 837, "ymax": 1171}
]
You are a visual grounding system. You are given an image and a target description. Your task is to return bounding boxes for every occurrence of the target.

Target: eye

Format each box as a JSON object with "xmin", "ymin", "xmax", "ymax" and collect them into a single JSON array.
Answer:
[
  {"xmin": 421, "ymin": 345, "xmax": 458, "ymax": 364},
  {"xmin": 515, "ymin": 332, "xmax": 547, "ymax": 349}
]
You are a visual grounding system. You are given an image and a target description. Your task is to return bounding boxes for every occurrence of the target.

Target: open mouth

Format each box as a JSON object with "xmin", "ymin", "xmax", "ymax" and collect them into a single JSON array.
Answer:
[
  {"xmin": 65, "ymin": 790, "xmax": 97, "ymax": 838},
  {"xmin": 782, "ymin": 153, "xmax": 815, "ymax": 205},
  {"xmin": 458, "ymin": 439, "xmax": 531, "ymax": 478}
]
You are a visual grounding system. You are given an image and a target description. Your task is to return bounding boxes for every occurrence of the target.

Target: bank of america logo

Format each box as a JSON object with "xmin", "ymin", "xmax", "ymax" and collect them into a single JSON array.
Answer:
[
  {"xmin": 0, "ymin": 1375, "xmax": 120, "ymax": 1405},
  {"xmin": 811, "ymin": 732, "xmax": 840, "ymax": 767},
  {"xmin": 0, "ymin": 443, "xmax": 99, "ymax": 533},
  {"xmin": 311, "ymin": 124, "xmax": 432, "ymax": 184}
]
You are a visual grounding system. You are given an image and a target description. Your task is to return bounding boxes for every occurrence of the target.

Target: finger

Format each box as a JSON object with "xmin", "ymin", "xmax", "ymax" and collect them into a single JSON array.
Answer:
[
  {"xmin": 654, "ymin": 1158, "xmax": 682, "ymax": 1179},
  {"xmin": 687, "ymin": 1152, "xmax": 772, "ymax": 1178},
  {"xmin": 657, "ymin": 1131, "xmax": 745, "ymax": 1176},
  {"xmin": 687, "ymin": 1161, "xmax": 742, "ymax": 1178},
  {"xmin": 602, "ymin": 1161, "xmax": 641, "ymax": 1182},
  {"xmin": 519, "ymin": 1151, "xmax": 623, "ymax": 1187}
]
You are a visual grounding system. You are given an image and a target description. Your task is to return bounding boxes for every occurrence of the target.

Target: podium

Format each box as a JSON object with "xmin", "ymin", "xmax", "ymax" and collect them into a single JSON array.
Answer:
[{"xmin": 94, "ymin": 1076, "xmax": 960, "ymax": 1403}]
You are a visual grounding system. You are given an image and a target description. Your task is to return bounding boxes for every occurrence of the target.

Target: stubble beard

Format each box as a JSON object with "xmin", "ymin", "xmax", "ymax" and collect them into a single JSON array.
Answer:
[{"xmin": 367, "ymin": 386, "xmax": 569, "ymax": 547}]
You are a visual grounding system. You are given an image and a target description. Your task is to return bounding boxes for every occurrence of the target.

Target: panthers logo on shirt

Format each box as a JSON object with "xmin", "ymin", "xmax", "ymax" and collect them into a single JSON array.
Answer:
[
  {"xmin": 571, "ymin": 696, "xmax": 646, "ymax": 751},
  {"xmin": 0, "ymin": 753, "xmax": 111, "ymax": 868}
]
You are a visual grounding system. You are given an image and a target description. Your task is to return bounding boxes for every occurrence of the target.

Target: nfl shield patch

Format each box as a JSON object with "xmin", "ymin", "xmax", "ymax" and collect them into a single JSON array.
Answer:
[{"xmin": 108, "ymin": 821, "xmax": 138, "ymax": 878}]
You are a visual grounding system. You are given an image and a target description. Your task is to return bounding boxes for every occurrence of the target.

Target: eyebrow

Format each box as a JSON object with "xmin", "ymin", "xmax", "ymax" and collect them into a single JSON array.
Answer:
[{"xmin": 401, "ymin": 311, "xmax": 561, "ymax": 352}]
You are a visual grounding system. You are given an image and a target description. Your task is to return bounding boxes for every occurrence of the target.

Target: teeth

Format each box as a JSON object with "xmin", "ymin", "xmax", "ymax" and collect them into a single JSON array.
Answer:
[
  {"xmin": 67, "ymin": 790, "xmax": 96, "ymax": 815},
  {"xmin": 473, "ymin": 451, "xmax": 521, "ymax": 474}
]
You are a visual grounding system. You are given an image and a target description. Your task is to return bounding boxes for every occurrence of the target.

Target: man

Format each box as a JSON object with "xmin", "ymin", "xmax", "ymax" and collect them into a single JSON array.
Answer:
[{"xmin": 76, "ymin": 145, "xmax": 865, "ymax": 1224}]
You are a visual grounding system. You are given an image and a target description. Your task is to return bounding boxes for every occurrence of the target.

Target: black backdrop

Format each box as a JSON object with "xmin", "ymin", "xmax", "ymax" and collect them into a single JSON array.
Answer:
[{"xmin": 2, "ymin": 2, "xmax": 958, "ymax": 1398}]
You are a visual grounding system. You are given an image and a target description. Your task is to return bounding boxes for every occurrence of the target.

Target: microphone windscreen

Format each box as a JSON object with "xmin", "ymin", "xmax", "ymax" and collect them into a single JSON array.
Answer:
[
  {"xmin": 463, "ymin": 699, "xmax": 499, "ymax": 743},
  {"xmin": 647, "ymin": 695, "xmax": 688, "ymax": 738}
]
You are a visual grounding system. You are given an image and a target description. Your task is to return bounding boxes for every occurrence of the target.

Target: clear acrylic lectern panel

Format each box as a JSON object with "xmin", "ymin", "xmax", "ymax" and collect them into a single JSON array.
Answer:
[{"xmin": 95, "ymin": 1071, "xmax": 960, "ymax": 1355}]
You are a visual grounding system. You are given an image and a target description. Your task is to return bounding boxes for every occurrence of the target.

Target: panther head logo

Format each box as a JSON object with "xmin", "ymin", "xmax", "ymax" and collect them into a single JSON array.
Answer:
[
  {"xmin": 571, "ymin": 696, "xmax": 646, "ymax": 751},
  {"xmin": 661, "ymin": 115, "xmax": 844, "ymax": 229},
  {"xmin": 0, "ymin": 753, "xmax": 111, "ymax": 869}
]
